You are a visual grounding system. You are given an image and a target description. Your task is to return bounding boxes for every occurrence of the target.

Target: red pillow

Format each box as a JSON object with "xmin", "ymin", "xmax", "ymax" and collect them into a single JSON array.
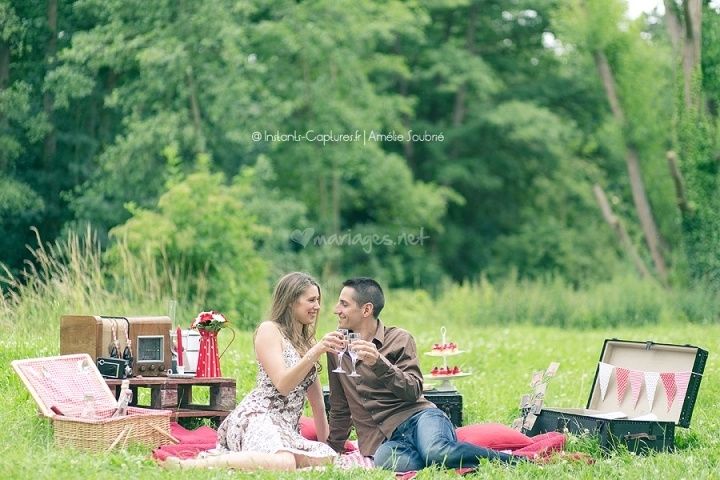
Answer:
[
  {"xmin": 299, "ymin": 416, "xmax": 357, "ymax": 452},
  {"xmin": 455, "ymin": 423, "xmax": 533, "ymax": 450},
  {"xmin": 512, "ymin": 431, "xmax": 565, "ymax": 458}
]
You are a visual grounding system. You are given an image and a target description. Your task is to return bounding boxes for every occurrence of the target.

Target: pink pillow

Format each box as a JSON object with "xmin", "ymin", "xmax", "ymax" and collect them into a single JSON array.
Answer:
[
  {"xmin": 300, "ymin": 416, "xmax": 318, "ymax": 440},
  {"xmin": 455, "ymin": 423, "xmax": 533, "ymax": 450}
]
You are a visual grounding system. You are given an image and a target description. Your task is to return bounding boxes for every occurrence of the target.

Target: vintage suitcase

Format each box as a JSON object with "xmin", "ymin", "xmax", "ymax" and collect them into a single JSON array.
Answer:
[
  {"xmin": 424, "ymin": 390, "xmax": 463, "ymax": 427},
  {"xmin": 523, "ymin": 339, "xmax": 708, "ymax": 453},
  {"xmin": 322, "ymin": 388, "xmax": 464, "ymax": 426}
]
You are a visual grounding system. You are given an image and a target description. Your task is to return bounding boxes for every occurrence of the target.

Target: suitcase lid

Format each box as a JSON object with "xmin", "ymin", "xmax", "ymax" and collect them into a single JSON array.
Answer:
[
  {"xmin": 587, "ymin": 339, "xmax": 708, "ymax": 428},
  {"xmin": 12, "ymin": 353, "xmax": 118, "ymax": 418}
]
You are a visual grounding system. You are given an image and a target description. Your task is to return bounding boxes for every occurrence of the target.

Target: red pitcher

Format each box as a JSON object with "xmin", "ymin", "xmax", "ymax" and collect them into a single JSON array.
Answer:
[
  {"xmin": 195, "ymin": 327, "xmax": 236, "ymax": 378},
  {"xmin": 195, "ymin": 329, "xmax": 221, "ymax": 377}
]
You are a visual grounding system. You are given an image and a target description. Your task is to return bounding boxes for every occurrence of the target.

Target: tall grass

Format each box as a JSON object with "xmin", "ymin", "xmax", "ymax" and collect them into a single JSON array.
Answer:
[
  {"xmin": 0, "ymin": 227, "xmax": 209, "ymax": 336},
  {"xmin": 386, "ymin": 275, "xmax": 719, "ymax": 334},
  {"xmin": 4, "ymin": 228, "xmax": 717, "ymax": 336}
]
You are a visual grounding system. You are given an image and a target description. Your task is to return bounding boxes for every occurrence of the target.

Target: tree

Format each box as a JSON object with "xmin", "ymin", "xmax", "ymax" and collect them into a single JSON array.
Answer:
[
  {"xmin": 388, "ymin": 0, "xmax": 622, "ymax": 283},
  {"xmin": 553, "ymin": 0, "xmax": 677, "ymax": 285},
  {"xmin": 665, "ymin": 2, "xmax": 720, "ymax": 287},
  {"xmin": 0, "ymin": 1, "xmax": 51, "ymax": 274}
]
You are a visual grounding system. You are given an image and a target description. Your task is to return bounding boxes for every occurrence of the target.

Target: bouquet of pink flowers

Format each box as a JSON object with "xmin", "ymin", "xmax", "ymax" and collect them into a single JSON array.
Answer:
[{"xmin": 191, "ymin": 311, "xmax": 227, "ymax": 332}]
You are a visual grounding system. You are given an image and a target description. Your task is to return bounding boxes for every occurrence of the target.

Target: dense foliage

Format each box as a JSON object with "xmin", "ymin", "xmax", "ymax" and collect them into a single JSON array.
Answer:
[{"xmin": 2, "ymin": 1, "xmax": 719, "ymax": 321}]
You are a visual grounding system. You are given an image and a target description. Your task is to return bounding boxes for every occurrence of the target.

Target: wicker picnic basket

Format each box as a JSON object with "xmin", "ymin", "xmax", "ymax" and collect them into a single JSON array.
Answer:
[{"xmin": 12, "ymin": 353, "xmax": 177, "ymax": 452}]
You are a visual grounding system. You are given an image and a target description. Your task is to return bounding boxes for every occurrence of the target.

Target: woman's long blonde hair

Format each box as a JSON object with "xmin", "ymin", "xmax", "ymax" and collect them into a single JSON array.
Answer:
[{"xmin": 266, "ymin": 272, "xmax": 321, "ymax": 355}]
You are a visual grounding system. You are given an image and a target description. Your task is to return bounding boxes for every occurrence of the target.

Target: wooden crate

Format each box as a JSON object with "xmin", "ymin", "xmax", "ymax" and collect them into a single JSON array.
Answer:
[{"xmin": 106, "ymin": 376, "xmax": 237, "ymax": 427}]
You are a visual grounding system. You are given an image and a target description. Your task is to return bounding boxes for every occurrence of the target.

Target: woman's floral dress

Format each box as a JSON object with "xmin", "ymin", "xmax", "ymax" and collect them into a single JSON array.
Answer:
[{"xmin": 216, "ymin": 337, "xmax": 337, "ymax": 461}]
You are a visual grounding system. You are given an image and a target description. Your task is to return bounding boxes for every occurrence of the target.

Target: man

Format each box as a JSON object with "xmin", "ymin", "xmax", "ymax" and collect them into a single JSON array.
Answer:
[{"xmin": 327, "ymin": 277, "xmax": 519, "ymax": 471}]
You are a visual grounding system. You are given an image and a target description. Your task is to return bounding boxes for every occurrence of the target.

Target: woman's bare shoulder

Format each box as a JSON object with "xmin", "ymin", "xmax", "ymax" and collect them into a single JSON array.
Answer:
[{"xmin": 255, "ymin": 321, "xmax": 283, "ymax": 341}]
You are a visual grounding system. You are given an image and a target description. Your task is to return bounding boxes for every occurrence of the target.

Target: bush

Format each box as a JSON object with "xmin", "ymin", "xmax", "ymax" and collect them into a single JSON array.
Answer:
[{"xmin": 107, "ymin": 168, "xmax": 269, "ymax": 329}]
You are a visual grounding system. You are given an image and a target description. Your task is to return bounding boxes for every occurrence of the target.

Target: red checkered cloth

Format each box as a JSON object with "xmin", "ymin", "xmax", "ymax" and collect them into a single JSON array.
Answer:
[{"xmin": 153, "ymin": 423, "xmax": 374, "ymax": 469}]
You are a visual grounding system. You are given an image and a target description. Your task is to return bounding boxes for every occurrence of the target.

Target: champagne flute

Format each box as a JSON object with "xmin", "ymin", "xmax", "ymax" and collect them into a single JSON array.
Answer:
[
  {"xmin": 331, "ymin": 328, "xmax": 349, "ymax": 373},
  {"xmin": 347, "ymin": 333, "xmax": 361, "ymax": 377}
]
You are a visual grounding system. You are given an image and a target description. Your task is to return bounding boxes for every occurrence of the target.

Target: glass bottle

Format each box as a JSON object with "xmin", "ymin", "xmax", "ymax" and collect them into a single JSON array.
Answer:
[
  {"xmin": 114, "ymin": 379, "xmax": 133, "ymax": 417},
  {"xmin": 80, "ymin": 393, "xmax": 95, "ymax": 418}
]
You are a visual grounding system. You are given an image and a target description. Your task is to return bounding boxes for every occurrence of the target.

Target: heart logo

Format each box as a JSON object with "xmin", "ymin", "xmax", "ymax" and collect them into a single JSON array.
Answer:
[{"xmin": 290, "ymin": 228, "xmax": 315, "ymax": 247}]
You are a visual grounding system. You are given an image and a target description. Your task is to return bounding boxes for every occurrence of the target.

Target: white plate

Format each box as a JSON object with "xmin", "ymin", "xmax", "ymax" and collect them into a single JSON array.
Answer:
[
  {"xmin": 167, "ymin": 373, "xmax": 196, "ymax": 378},
  {"xmin": 424, "ymin": 350, "xmax": 466, "ymax": 357}
]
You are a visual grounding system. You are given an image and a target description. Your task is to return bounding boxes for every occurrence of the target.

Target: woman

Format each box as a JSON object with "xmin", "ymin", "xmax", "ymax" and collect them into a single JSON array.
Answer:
[{"xmin": 163, "ymin": 272, "xmax": 344, "ymax": 470}]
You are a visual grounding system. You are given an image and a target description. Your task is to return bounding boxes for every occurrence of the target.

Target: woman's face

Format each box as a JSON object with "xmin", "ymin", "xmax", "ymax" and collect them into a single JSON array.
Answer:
[{"xmin": 292, "ymin": 284, "xmax": 321, "ymax": 326}]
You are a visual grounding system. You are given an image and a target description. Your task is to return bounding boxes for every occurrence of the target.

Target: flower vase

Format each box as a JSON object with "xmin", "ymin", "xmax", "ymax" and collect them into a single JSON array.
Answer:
[{"xmin": 195, "ymin": 329, "xmax": 222, "ymax": 378}]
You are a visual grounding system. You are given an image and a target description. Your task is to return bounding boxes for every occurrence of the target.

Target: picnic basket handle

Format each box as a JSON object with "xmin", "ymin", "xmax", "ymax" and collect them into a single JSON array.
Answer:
[
  {"xmin": 151, "ymin": 424, "xmax": 179, "ymax": 444},
  {"xmin": 107, "ymin": 425, "xmax": 131, "ymax": 451}
]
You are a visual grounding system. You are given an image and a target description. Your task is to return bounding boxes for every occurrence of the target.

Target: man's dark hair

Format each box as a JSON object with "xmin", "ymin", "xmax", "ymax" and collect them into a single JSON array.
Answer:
[{"xmin": 343, "ymin": 277, "xmax": 385, "ymax": 318}]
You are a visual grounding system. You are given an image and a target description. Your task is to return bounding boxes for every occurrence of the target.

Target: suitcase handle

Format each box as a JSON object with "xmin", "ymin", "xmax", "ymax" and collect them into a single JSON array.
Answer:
[{"xmin": 624, "ymin": 432, "xmax": 656, "ymax": 441}]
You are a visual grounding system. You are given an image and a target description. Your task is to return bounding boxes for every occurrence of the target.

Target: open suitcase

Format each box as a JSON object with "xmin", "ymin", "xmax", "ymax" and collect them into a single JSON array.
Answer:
[
  {"xmin": 523, "ymin": 339, "xmax": 708, "ymax": 453},
  {"xmin": 12, "ymin": 353, "xmax": 177, "ymax": 452}
]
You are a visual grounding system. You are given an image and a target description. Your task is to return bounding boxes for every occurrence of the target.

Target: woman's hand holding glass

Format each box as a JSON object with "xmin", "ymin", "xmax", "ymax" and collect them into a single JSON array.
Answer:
[
  {"xmin": 331, "ymin": 328, "xmax": 349, "ymax": 373},
  {"xmin": 316, "ymin": 330, "xmax": 346, "ymax": 355}
]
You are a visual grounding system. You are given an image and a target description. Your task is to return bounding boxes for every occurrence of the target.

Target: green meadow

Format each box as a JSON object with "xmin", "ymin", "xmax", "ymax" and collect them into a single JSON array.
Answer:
[{"xmin": 1, "ymin": 240, "xmax": 717, "ymax": 479}]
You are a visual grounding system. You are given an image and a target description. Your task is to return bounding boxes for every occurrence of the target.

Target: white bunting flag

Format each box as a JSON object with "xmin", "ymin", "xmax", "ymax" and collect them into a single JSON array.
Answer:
[
  {"xmin": 644, "ymin": 372, "xmax": 660, "ymax": 410},
  {"xmin": 598, "ymin": 362, "xmax": 614, "ymax": 401},
  {"xmin": 674, "ymin": 372, "xmax": 691, "ymax": 408},
  {"xmin": 628, "ymin": 370, "xmax": 644, "ymax": 408}
]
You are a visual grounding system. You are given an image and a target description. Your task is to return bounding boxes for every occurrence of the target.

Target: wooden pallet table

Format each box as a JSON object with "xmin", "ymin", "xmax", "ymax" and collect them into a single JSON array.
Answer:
[{"xmin": 106, "ymin": 376, "xmax": 236, "ymax": 427}]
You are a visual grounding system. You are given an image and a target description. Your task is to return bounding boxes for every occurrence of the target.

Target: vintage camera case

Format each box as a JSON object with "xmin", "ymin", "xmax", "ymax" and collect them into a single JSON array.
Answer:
[{"xmin": 96, "ymin": 357, "xmax": 129, "ymax": 379}]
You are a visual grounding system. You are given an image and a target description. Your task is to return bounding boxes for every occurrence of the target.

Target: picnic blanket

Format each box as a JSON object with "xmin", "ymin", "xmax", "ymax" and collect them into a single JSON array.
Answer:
[{"xmin": 153, "ymin": 422, "xmax": 373, "ymax": 468}]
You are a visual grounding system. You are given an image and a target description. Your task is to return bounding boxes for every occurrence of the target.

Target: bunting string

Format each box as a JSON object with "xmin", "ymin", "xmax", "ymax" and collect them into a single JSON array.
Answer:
[{"xmin": 597, "ymin": 362, "xmax": 697, "ymax": 410}]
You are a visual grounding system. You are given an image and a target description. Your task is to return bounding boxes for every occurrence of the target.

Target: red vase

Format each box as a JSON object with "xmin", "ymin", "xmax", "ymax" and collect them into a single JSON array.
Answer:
[{"xmin": 195, "ymin": 329, "xmax": 222, "ymax": 377}]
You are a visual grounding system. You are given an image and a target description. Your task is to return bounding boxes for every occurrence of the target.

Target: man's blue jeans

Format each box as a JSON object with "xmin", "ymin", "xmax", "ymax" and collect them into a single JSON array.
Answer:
[{"xmin": 373, "ymin": 408, "xmax": 520, "ymax": 471}]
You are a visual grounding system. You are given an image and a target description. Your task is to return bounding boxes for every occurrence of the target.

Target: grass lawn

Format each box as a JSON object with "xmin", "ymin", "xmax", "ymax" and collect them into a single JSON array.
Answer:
[{"xmin": 1, "ymin": 304, "xmax": 717, "ymax": 479}]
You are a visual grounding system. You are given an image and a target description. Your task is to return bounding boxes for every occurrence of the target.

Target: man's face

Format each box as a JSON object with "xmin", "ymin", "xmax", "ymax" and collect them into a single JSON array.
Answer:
[{"xmin": 334, "ymin": 286, "xmax": 366, "ymax": 331}]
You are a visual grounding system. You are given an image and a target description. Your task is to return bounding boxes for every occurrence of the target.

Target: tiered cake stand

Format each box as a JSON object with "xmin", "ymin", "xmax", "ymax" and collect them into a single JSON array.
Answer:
[{"xmin": 424, "ymin": 326, "xmax": 470, "ymax": 391}]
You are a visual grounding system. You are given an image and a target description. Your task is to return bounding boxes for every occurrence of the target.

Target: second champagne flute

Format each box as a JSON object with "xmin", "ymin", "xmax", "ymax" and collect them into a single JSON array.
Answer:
[
  {"xmin": 347, "ymin": 333, "xmax": 361, "ymax": 377},
  {"xmin": 331, "ymin": 328, "xmax": 349, "ymax": 373}
]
